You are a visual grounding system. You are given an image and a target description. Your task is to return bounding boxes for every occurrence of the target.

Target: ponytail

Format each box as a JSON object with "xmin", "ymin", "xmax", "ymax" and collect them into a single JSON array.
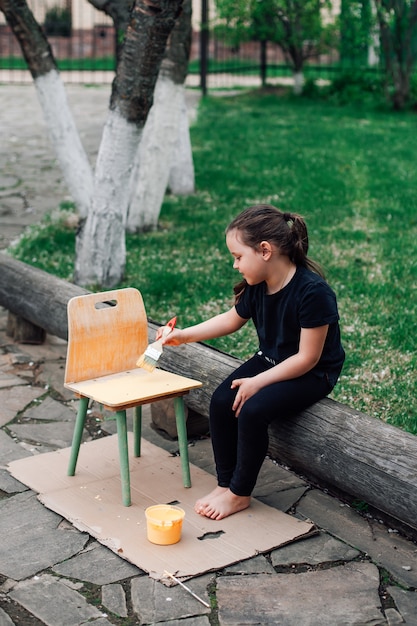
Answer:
[
  {"xmin": 228, "ymin": 205, "xmax": 325, "ymax": 303},
  {"xmin": 233, "ymin": 278, "xmax": 247, "ymax": 304},
  {"xmin": 285, "ymin": 213, "xmax": 325, "ymax": 278}
]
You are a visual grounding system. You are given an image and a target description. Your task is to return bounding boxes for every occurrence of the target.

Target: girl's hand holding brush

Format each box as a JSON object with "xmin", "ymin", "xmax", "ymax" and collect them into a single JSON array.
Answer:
[{"xmin": 155, "ymin": 325, "xmax": 185, "ymax": 346}]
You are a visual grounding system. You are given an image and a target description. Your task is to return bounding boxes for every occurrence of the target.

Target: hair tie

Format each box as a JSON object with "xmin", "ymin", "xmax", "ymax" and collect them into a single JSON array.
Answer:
[{"xmin": 283, "ymin": 213, "xmax": 294, "ymax": 229}]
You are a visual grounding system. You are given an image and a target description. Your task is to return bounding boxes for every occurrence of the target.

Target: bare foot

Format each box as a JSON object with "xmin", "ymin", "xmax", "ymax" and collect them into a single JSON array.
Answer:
[
  {"xmin": 199, "ymin": 489, "xmax": 251, "ymax": 520},
  {"xmin": 194, "ymin": 486, "xmax": 228, "ymax": 515}
]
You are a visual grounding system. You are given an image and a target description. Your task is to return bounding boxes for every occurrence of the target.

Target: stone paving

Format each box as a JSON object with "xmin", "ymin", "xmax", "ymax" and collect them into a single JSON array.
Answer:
[{"xmin": 1, "ymin": 83, "xmax": 417, "ymax": 624}]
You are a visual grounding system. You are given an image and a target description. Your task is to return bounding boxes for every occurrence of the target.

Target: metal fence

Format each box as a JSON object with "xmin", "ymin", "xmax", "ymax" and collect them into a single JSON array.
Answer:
[{"xmin": 0, "ymin": 0, "xmax": 341, "ymax": 89}]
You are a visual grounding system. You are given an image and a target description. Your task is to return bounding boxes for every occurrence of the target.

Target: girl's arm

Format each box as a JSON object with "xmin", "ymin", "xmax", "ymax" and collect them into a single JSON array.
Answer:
[
  {"xmin": 257, "ymin": 325, "xmax": 329, "ymax": 385},
  {"xmin": 231, "ymin": 325, "xmax": 329, "ymax": 416},
  {"xmin": 161, "ymin": 307, "xmax": 248, "ymax": 346}
]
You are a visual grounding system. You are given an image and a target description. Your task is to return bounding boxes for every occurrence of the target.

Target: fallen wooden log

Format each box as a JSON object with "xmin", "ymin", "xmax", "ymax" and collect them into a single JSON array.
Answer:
[
  {"xmin": 0, "ymin": 253, "xmax": 89, "ymax": 340},
  {"xmin": 267, "ymin": 398, "xmax": 417, "ymax": 534},
  {"xmin": 1, "ymin": 253, "xmax": 417, "ymax": 534}
]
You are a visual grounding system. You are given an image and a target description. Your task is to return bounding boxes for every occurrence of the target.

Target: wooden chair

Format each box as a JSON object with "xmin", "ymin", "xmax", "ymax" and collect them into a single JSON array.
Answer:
[{"xmin": 64, "ymin": 288, "xmax": 202, "ymax": 506}]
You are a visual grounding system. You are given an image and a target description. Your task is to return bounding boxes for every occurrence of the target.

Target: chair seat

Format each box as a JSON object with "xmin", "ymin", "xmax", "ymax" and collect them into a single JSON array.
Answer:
[{"xmin": 65, "ymin": 367, "xmax": 202, "ymax": 410}]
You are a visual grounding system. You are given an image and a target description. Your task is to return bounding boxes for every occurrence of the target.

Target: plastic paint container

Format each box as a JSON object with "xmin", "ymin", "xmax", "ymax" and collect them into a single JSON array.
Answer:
[{"xmin": 145, "ymin": 504, "xmax": 185, "ymax": 545}]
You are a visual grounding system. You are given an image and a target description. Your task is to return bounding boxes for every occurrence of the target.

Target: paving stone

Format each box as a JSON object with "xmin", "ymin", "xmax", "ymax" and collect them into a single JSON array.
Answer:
[
  {"xmin": 59, "ymin": 576, "xmax": 84, "ymax": 591},
  {"xmin": 257, "ymin": 485, "xmax": 309, "ymax": 512},
  {"xmin": 131, "ymin": 574, "xmax": 213, "ymax": 623},
  {"xmin": 254, "ymin": 458, "xmax": 307, "ymax": 496},
  {"xmin": 0, "ymin": 469, "xmax": 27, "ymax": 494},
  {"xmin": 271, "ymin": 531, "xmax": 361, "ymax": 567},
  {"xmin": 14, "ymin": 337, "xmax": 68, "ymax": 363},
  {"xmin": 4, "ymin": 360, "xmax": 37, "ymax": 384},
  {"xmin": 187, "ymin": 437, "xmax": 215, "ymax": 471},
  {"xmin": 151, "ymin": 399, "xmax": 193, "ymax": 439},
  {"xmin": 8, "ymin": 420, "xmax": 80, "ymax": 449},
  {"xmin": 0, "ymin": 226, "xmax": 21, "ymax": 249},
  {"xmin": 0, "ymin": 175, "xmax": 20, "ymax": 189},
  {"xmin": 384, "ymin": 607, "xmax": 405, "ymax": 625},
  {"xmin": 216, "ymin": 563, "xmax": 385, "ymax": 626},
  {"xmin": 9, "ymin": 574, "xmax": 105, "ymax": 626},
  {"xmin": 139, "ymin": 415, "xmax": 186, "ymax": 457},
  {"xmin": 53, "ymin": 542, "xmax": 142, "ymax": 585},
  {"xmin": 97, "ymin": 408, "xmax": 137, "ymax": 437},
  {"xmin": 22, "ymin": 395, "xmax": 76, "ymax": 422},
  {"xmin": 0, "ymin": 343, "xmax": 29, "ymax": 355},
  {"xmin": 0, "ymin": 491, "xmax": 88, "ymax": 580},
  {"xmin": 0, "ymin": 606, "xmax": 15, "ymax": 626},
  {"xmin": 0, "ymin": 429, "xmax": 31, "ymax": 464},
  {"xmin": 297, "ymin": 489, "xmax": 417, "ymax": 588},
  {"xmin": 226, "ymin": 555, "xmax": 275, "ymax": 574},
  {"xmin": 58, "ymin": 385, "xmax": 75, "ymax": 402},
  {"xmin": 101, "ymin": 583, "xmax": 128, "ymax": 618},
  {"xmin": 387, "ymin": 587, "xmax": 417, "ymax": 625},
  {"xmin": 0, "ymin": 353, "xmax": 10, "ymax": 366},
  {"xmin": 0, "ymin": 372, "xmax": 26, "ymax": 389},
  {"xmin": 7, "ymin": 352, "xmax": 36, "ymax": 366},
  {"xmin": 0, "ymin": 385, "xmax": 45, "ymax": 427},
  {"xmin": 36, "ymin": 360, "xmax": 68, "ymax": 396}
]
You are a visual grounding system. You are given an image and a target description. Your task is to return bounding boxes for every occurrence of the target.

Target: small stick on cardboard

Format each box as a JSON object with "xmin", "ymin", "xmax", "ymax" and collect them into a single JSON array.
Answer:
[{"xmin": 163, "ymin": 570, "xmax": 210, "ymax": 608}]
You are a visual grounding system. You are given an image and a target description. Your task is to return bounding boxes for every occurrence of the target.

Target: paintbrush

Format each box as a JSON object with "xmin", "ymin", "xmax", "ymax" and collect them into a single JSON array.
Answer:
[
  {"xmin": 163, "ymin": 570, "xmax": 210, "ymax": 607},
  {"xmin": 136, "ymin": 316, "xmax": 177, "ymax": 372}
]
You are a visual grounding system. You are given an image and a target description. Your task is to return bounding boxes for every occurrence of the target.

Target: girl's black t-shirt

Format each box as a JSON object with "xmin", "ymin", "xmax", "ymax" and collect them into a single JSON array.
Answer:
[{"xmin": 235, "ymin": 266, "xmax": 345, "ymax": 385}]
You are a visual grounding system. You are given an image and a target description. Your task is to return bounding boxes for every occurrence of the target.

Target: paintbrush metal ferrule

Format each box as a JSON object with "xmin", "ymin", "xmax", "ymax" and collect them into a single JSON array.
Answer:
[
  {"xmin": 143, "ymin": 345, "xmax": 162, "ymax": 361},
  {"xmin": 136, "ymin": 316, "xmax": 177, "ymax": 371}
]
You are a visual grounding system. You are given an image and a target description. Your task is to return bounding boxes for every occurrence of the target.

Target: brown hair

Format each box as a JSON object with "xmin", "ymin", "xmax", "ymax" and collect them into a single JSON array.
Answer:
[{"xmin": 226, "ymin": 204, "xmax": 325, "ymax": 302}]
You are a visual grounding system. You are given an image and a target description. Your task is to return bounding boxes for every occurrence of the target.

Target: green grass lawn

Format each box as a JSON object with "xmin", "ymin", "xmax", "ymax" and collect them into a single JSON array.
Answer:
[{"xmin": 10, "ymin": 90, "xmax": 417, "ymax": 433}]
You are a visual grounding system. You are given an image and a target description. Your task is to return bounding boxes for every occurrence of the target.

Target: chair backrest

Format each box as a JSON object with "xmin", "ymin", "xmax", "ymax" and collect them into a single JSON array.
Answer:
[{"xmin": 64, "ymin": 288, "xmax": 148, "ymax": 384}]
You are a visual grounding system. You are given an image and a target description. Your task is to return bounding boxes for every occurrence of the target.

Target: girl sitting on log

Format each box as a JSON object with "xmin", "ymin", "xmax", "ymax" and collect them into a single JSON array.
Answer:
[{"xmin": 159, "ymin": 204, "xmax": 345, "ymax": 520}]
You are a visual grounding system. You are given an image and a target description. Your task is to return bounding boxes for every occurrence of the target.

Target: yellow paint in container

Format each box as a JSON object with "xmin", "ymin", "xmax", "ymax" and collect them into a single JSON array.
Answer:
[{"xmin": 145, "ymin": 504, "xmax": 185, "ymax": 545}]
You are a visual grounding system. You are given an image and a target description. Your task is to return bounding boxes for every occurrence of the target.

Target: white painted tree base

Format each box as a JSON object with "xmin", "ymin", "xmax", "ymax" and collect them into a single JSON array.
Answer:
[
  {"xmin": 75, "ymin": 108, "xmax": 141, "ymax": 287},
  {"xmin": 293, "ymin": 71, "xmax": 305, "ymax": 95},
  {"xmin": 168, "ymin": 91, "xmax": 195, "ymax": 196},
  {"xmin": 127, "ymin": 76, "xmax": 194, "ymax": 232},
  {"xmin": 35, "ymin": 70, "xmax": 94, "ymax": 218}
]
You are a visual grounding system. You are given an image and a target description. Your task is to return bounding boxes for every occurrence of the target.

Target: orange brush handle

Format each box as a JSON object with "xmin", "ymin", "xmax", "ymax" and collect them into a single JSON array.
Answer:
[
  {"xmin": 160, "ymin": 316, "xmax": 177, "ymax": 340},
  {"xmin": 166, "ymin": 317, "xmax": 177, "ymax": 330}
]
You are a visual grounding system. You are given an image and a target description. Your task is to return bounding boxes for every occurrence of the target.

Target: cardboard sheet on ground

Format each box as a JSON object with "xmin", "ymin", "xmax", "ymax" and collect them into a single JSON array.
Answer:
[{"xmin": 8, "ymin": 435, "xmax": 314, "ymax": 581}]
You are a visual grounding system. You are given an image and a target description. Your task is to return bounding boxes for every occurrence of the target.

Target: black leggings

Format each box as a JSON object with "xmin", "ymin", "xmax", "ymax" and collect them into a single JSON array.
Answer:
[{"xmin": 209, "ymin": 354, "xmax": 333, "ymax": 496}]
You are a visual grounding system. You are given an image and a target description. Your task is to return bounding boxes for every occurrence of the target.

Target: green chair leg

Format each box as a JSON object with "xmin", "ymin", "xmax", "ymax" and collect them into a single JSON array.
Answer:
[
  {"xmin": 116, "ymin": 410, "xmax": 131, "ymax": 506},
  {"xmin": 174, "ymin": 396, "xmax": 191, "ymax": 488},
  {"xmin": 133, "ymin": 405, "xmax": 142, "ymax": 457},
  {"xmin": 67, "ymin": 396, "xmax": 89, "ymax": 476}
]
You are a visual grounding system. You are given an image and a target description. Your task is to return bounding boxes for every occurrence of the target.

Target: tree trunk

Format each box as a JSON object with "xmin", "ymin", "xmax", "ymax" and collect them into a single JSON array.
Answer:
[
  {"xmin": 74, "ymin": 112, "xmax": 137, "ymax": 287},
  {"xmin": 87, "ymin": 0, "xmax": 132, "ymax": 61},
  {"xmin": 74, "ymin": 0, "xmax": 184, "ymax": 287},
  {"xmin": 126, "ymin": 77, "xmax": 191, "ymax": 232},
  {"xmin": 293, "ymin": 70, "xmax": 305, "ymax": 94},
  {"xmin": 167, "ymin": 91, "xmax": 195, "ymax": 195},
  {"xmin": 34, "ymin": 71, "xmax": 94, "ymax": 218},
  {"xmin": 0, "ymin": 0, "xmax": 94, "ymax": 219},
  {"xmin": 163, "ymin": 0, "xmax": 195, "ymax": 197},
  {"xmin": 126, "ymin": 0, "xmax": 193, "ymax": 233},
  {"xmin": 375, "ymin": 0, "xmax": 417, "ymax": 110}
]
